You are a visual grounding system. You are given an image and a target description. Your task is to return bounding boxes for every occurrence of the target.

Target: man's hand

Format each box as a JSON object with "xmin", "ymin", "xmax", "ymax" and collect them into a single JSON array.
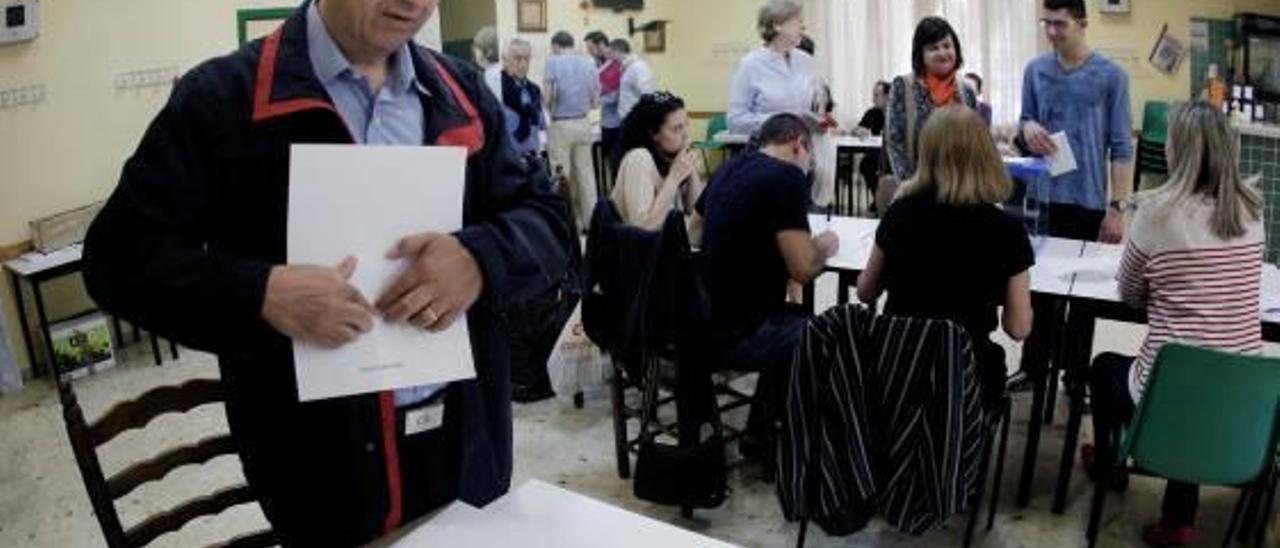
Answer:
[
  {"xmin": 1099, "ymin": 211, "xmax": 1126, "ymax": 244},
  {"xmin": 376, "ymin": 233, "xmax": 484, "ymax": 332},
  {"xmin": 814, "ymin": 230, "xmax": 840, "ymax": 259},
  {"xmin": 262, "ymin": 256, "xmax": 376, "ymax": 348},
  {"xmin": 1021, "ymin": 120, "xmax": 1058, "ymax": 157}
]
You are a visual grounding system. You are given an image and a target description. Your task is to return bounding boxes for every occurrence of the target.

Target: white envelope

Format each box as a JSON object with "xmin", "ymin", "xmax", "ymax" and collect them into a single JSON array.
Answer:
[{"xmin": 1047, "ymin": 131, "xmax": 1078, "ymax": 177}]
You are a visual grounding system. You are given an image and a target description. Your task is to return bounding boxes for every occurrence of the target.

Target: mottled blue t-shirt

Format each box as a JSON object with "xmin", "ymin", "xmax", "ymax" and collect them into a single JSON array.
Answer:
[{"xmin": 1020, "ymin": 52, "xmax": 1133, "ymax": 211}]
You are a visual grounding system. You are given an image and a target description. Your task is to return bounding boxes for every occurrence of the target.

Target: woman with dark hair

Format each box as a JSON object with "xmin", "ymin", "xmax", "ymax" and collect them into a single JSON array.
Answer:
[
  {"xmin": 610, "ymin": 91, "xmax": 705, "ymax": 243},
  {"xmin": 883, "ymin": 16, "xmax": 978, "ymax": 192}
]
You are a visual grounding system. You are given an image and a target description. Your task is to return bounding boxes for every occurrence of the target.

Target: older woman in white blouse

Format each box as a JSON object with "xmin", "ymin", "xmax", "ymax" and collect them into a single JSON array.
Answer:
[{"xmin": 727, "ymin": 0, "xmax": 817, "ymax": 135}]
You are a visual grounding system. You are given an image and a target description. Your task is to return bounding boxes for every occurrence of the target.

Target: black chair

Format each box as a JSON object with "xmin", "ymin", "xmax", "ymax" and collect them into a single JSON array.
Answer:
[
  {"xmin": 582, "ymin": 200, "xmax": 752, "ymax": 512},
  {"xmin": 59, "ymin": 377, "xmax": 277, "ymax": 547}
]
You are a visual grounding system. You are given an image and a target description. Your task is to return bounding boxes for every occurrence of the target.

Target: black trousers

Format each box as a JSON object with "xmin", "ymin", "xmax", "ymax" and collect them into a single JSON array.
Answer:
[
  {"xmin": 1090, "ymin": 353, "xmax": 1200, "ymax": 527},
  {"xmin": 723, "ymin": 306, "xmax": 807, "ymax": 442},
  {"xmin": 1019, "ymin": 202, "xmax": 1107, "ymax": 377}
]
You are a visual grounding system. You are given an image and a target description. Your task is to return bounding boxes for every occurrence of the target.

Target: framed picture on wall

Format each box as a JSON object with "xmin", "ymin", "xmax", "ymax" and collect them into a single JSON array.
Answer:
[
  {"xmin": 1098, "ymin": 0, "xmax": 1130, "ymax": 14},
  {"xmin": 1149, "ymin": 24, "xmax": 1188, "ymax": 75},
  {"xmin": 643, "ymin": 23, "xmax": 666, "ymax": 53},
  {"xmin": 517, "ymin": 0, "xmax": 547, "ymax": 33},
  {"xmin": 236, "ymin": 7, "xmax": 294, "ymax": 46}
]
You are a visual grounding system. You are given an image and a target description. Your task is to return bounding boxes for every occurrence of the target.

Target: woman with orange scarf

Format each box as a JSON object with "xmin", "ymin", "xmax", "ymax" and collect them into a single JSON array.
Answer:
[{"xmin": 881, "ymin": 16, "xmax": 979, "ymax": 211}]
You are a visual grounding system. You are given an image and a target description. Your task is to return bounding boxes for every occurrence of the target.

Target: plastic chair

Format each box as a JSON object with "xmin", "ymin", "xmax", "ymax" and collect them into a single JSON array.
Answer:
[
  {"xmin": 690, "ymin": 113, "xmax": 729, "ymax": 168},
  {"xmin": 1140, "ymin": 101, "xmax": 1172, "ymax": 144},
  {"xmin": 1085, "ymin": 344, "xmax": 1280, "ymax": 548},
  {"xmin": 1134, "ymin": 101, "xmax": 1172, "ymax": 191}
]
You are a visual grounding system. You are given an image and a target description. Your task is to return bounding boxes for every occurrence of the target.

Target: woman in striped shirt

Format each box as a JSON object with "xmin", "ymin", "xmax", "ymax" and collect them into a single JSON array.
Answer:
[{"xmin": 1087, "ymin": 100, "xmax": 1265, "ymax": 547}]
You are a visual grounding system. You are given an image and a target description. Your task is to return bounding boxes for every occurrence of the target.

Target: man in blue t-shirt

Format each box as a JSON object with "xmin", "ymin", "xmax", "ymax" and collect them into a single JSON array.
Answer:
[
  {"xmin": 699, "ymin": 113, "xmax": 838, "ymax": 451},
  {"xmin": 1018, "ymin": 0, "xmax": 1133, "ymax": 243}
]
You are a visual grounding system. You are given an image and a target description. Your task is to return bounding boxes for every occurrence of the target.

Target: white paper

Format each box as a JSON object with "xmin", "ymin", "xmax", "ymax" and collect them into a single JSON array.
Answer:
[
  {"xmin": 1047, "ymin": 131, "xmax": 1077, "ymax": 177},
  {"xmin": 288, "ymin": 144, "xmax": 475, "ymax": 402}
]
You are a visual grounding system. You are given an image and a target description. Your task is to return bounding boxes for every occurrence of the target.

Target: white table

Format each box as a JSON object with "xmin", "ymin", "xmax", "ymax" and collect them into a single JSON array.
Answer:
[
  {"xmin": 388, "ymin": 480, "xmax": 738, "ymax": 548},
  {"xmin": 713, "ymin": 130, "xmax": 882, "ymax": 150},
  {"xmin": 3, "ymin": 243, "xmax": 175, "ymax": 375}
]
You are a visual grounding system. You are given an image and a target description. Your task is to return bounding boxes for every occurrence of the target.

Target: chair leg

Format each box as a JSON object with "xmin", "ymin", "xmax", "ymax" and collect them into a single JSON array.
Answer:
[
  {"xmin": 1225, "ymin": 488, "xmax": 1252, "ymax": 548},
  {"xmin": 796, "ymin": 518, "xmax": 809, "ymax": 548},
  {"xmin": 1240, "ymin": 485, "xmax": 1263, "ymax": 544},
  {"xmin": 1085, "ymin": 459, "xmax": 1110, "ymax": 547},
  {"xmin": 168, "ymin": 340, "xmax": 178, "ymax": 360},
  {"xmin": 610, "ymin": 367, "xmax": 631, "ymax": 479},
  {"xmin": 1256, "ymin": 467, "xmax": 1278, "ymax": 548},
  {"xmin": 1053, "ymin": 375, "xmax": 1086, "ymax": 514},
  {"xmin": 965, "ymin": 427, "xmax": 995, "ymax": 548},
  {"xmin": 988, "ymin": 398, "xmax": 1013, "ymax": 531},
  {"xmin": 148, "ymin": 333, "xmax": 161, "ymax": 366}
]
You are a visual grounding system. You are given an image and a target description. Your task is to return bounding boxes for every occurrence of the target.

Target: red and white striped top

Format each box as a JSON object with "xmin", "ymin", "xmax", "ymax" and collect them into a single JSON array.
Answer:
[{"xmin": 1118, "ymin": 195, "xmax": 1266, "ymax": 402}]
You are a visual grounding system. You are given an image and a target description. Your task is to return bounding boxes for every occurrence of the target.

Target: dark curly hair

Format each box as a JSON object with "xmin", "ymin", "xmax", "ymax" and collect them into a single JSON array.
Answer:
[
  {"xmin": 615, "ymin": 91, "xmax": 686, "ymax": 177},
  {"xmin": 911, "ymin": 16, "xmax": 963, "ymax": 76}
]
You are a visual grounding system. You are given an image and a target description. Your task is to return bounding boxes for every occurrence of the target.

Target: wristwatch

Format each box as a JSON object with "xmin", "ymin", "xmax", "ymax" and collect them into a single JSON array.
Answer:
[{"xmin": 1107, "ymin": 199, "xmax": 1128, "ymax": 214}]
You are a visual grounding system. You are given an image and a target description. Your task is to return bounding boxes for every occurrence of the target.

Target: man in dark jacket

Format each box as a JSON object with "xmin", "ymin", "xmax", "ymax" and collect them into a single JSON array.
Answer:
[{"xmin": 82, "ymin": 0, "xmax": 574, "ymax": 545}]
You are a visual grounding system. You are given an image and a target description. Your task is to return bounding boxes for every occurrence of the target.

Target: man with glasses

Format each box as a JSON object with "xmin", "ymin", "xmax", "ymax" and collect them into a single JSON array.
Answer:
[{"xmin": 1011, "ymin": 0, "xmax": 1134, "ymax": 394}]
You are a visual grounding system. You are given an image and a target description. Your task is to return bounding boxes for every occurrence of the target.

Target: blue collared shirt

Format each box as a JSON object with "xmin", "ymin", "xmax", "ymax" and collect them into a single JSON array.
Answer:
[
  {"xmin": 1020, "ymin": 52, "xmax": 1134, "ymax": 211},
  {"xmin": 307, "ymin": 3, "xmax": 439, "ymax": 407},
  {"xmin": 544, "ymin": 53, "xmax": 599, "ymax": 119}
]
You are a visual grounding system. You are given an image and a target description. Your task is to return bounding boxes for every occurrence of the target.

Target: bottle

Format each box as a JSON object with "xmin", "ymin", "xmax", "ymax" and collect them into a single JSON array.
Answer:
[{"xmin": 1206, "ymin": 64, "xmax": 1226, "ymax": 109}]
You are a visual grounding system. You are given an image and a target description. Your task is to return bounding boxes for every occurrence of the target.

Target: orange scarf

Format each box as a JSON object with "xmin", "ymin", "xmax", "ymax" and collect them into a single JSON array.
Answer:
[{"xmin": 923, "ymin": 72, "xmax": 957, "ymax": 107}]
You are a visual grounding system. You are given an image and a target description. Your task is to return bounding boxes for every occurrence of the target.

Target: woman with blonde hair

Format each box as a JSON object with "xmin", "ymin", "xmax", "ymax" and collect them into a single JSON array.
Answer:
[
  {"xmin": 1084, "ymin": 100, "xmax": 1265, "ymax": 547},
  {"xmin": 857, "ymin": 106, "xmax": 1034, "ymax": 405}
]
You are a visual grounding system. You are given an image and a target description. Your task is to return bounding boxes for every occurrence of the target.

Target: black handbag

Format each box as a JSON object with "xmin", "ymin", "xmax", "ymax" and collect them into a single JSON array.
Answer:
[{"xmin": 632, "ymin": 355, "xmax": 728, "ymax": 509}]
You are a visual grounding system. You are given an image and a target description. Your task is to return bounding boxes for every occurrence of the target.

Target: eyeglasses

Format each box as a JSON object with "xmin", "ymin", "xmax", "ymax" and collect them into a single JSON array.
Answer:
[
  {"xmin": 1040, "ymin": 18, "xmax": 1082, "ymax": 31},
  {"xmin": 647, "ymin": 90, "xmax": 681, "ymax": 106}
]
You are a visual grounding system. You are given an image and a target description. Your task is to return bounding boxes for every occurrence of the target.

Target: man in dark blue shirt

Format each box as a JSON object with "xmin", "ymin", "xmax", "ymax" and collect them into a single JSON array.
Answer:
[{"xmin": 699, "ymin": 113, "xmax": 838, "ymax": 450}]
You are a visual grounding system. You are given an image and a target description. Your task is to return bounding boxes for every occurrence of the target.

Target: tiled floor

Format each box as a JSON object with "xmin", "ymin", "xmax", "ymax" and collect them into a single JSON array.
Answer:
[{"xmin": 1, "ymin": 274, "xmax": 1277, "ymax": 547}]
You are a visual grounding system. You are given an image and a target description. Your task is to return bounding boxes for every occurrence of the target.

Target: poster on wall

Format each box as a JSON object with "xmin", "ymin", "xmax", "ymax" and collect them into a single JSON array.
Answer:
[{"xmin": 1149, "ymin": 24, "xmax": 1188, "ymax": 76}]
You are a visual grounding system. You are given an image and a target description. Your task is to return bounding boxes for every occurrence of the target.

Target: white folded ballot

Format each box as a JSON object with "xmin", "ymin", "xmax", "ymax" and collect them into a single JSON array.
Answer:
[
  {"xmin": 287, "ymin": 144, "xmax": 476, "ymax": 402},
  {"xmin": 1047, "ymin": 131, "xmax": 1078, "ymax": 177}
]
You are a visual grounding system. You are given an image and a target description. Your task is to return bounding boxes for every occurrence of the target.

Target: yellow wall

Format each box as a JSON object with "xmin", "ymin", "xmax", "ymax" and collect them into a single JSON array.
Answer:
[
  {"xmin": 0, "ymin": 0, "xmax": 440, "ymax": 378},
  {"xmin": 1089, "ymin": 0, "xmax": 1280, "ymax": 120}
]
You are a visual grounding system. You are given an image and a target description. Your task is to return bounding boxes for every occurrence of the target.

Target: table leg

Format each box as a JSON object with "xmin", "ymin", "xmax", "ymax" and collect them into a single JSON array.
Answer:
[
  {"xmin": 1017, "ymin": 366, "xmax": 1048, "ymax": 507},
  {"xmin": 1052, "ymin": 309, "xmax": 1097, "ymax": 514},
  {"xmin": 30, "ymin": 279, "xmax": 56, "ymax": 379},
  {"xmin": 837, "ymin": 272, "xmax": 852, "ymax": 306},
  {"xmin": 8, "ymin": 271, "xmax": 36, "ymax": 376}
]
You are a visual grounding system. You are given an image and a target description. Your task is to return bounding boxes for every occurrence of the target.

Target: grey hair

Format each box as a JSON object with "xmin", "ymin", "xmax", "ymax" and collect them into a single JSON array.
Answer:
[
  {"xmin": 505, "ymin": 37, "xmax": 532, "ymax": 57},
  {"xmin": 757, "ymin": 1, "xmax": 802, "ymax": 44},
  {"xmin": 1149, "ymin": 100, "xmax": 1263, "ymax": 240},
  {"xmin": 473, "ymin": 26, "xmax": 499, "ymax": 65}
]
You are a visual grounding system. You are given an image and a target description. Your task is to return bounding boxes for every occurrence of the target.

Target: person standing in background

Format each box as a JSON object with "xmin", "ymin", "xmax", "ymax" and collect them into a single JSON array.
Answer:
[
  {"xmin": 544, "ymin": 31, "xmax": 601, "ymax": 231},
  {"xmin": 610, "ymin": 38, "xmax": 656, "ymax": 172},
  {"xmin": 473, "ymin": 26, "xmax": 502, "ymax": 100},
  {"xmin": 964, "ymin": 72, "xmax": 993, "ymax": 126},
  {"xmin": 727, "ymin": 0, "xmax": 816, "ymax": 135},
  {"xmin": 586, "ymin": 31, "xmax": 623, "ymax": 170},
  {"xmin": 498, "ymin": 38, "xmax": 545, "ymax": 161}
]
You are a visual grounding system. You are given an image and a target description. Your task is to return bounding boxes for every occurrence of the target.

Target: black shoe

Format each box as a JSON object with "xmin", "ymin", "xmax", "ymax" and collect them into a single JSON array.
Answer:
[
  {"xmin": 512, "ymin": 383, "xmax": 555, "ymax": 403},
  {"xmin": 1006, "ymin": 370, "xmax": 1037, "ymax": 394}
]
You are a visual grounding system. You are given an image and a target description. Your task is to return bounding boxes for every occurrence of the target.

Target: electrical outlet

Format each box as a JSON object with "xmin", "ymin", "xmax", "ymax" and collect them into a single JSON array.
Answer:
[{"xmin": 114, "ymin": 66, "xmax": 179, "ymax": 91}]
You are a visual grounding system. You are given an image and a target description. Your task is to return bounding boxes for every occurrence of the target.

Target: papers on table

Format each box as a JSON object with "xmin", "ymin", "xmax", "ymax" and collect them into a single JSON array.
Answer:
[
  {"xmin": 1047, "ymin": 131, "xmax": 1078, "ymax": 177},
  {"xmin": 1263, "ymin": 265, "xmax": 1280, "ymax": 316},
  {"xmin": 1037, "ymin": 254, "xmax": 1121, "ymax": 282},
  {"xmin": 391, "ymin": 480, "xmax": 739, "ymax": 548},
  {"xmin": 287, "ymin": 144, "xmax": 475, "ymax": 402}
]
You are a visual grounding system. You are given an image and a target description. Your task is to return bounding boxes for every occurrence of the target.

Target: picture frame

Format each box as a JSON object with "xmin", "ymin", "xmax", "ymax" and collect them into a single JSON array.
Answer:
[
  {"xmin": 1149, "ymin": 24, "xmax": 1187, "ymax": 76},
  {"xmin": 1098, "ymin": 0, "xmax": 1130, "ymax": 14},
  {"xmin": 236, "ymin": 7, "xmax": 294, "ymax": 46},
  {"xmin": 517, "ymin": 0, "xmax": 547, "ymax": 33},
  {"xmin": 643, "ymin": 23, "xmax": 666, "ymax": 54}
]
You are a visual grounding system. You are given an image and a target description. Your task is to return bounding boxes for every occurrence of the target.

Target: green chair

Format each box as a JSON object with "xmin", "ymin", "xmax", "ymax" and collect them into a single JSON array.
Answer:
[
  {"xmin": 1086, "ymin": 344, "xmax": 1280, "ymax": 548},
  {"xmin": 690, "ymin": 112, "xmax": 728, "ymax": 169},
  {"xmin": 1134, "ymin": 101, "xmax": 1173, "ymax": 192}
]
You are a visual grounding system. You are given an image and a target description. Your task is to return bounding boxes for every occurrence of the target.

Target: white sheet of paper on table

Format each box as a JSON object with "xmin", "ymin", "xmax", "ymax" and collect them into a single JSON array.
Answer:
[
  {"xmin": 1047, "ymin": 131, "xmax": 1077, "ymax": 177},
  {"xmin": 287, "ymin": 144, "xmax": 475, "ymax": 402},
  {"xmin": 1263, "ymin": 265, "xmax": 1280, "ymax": 315}
]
